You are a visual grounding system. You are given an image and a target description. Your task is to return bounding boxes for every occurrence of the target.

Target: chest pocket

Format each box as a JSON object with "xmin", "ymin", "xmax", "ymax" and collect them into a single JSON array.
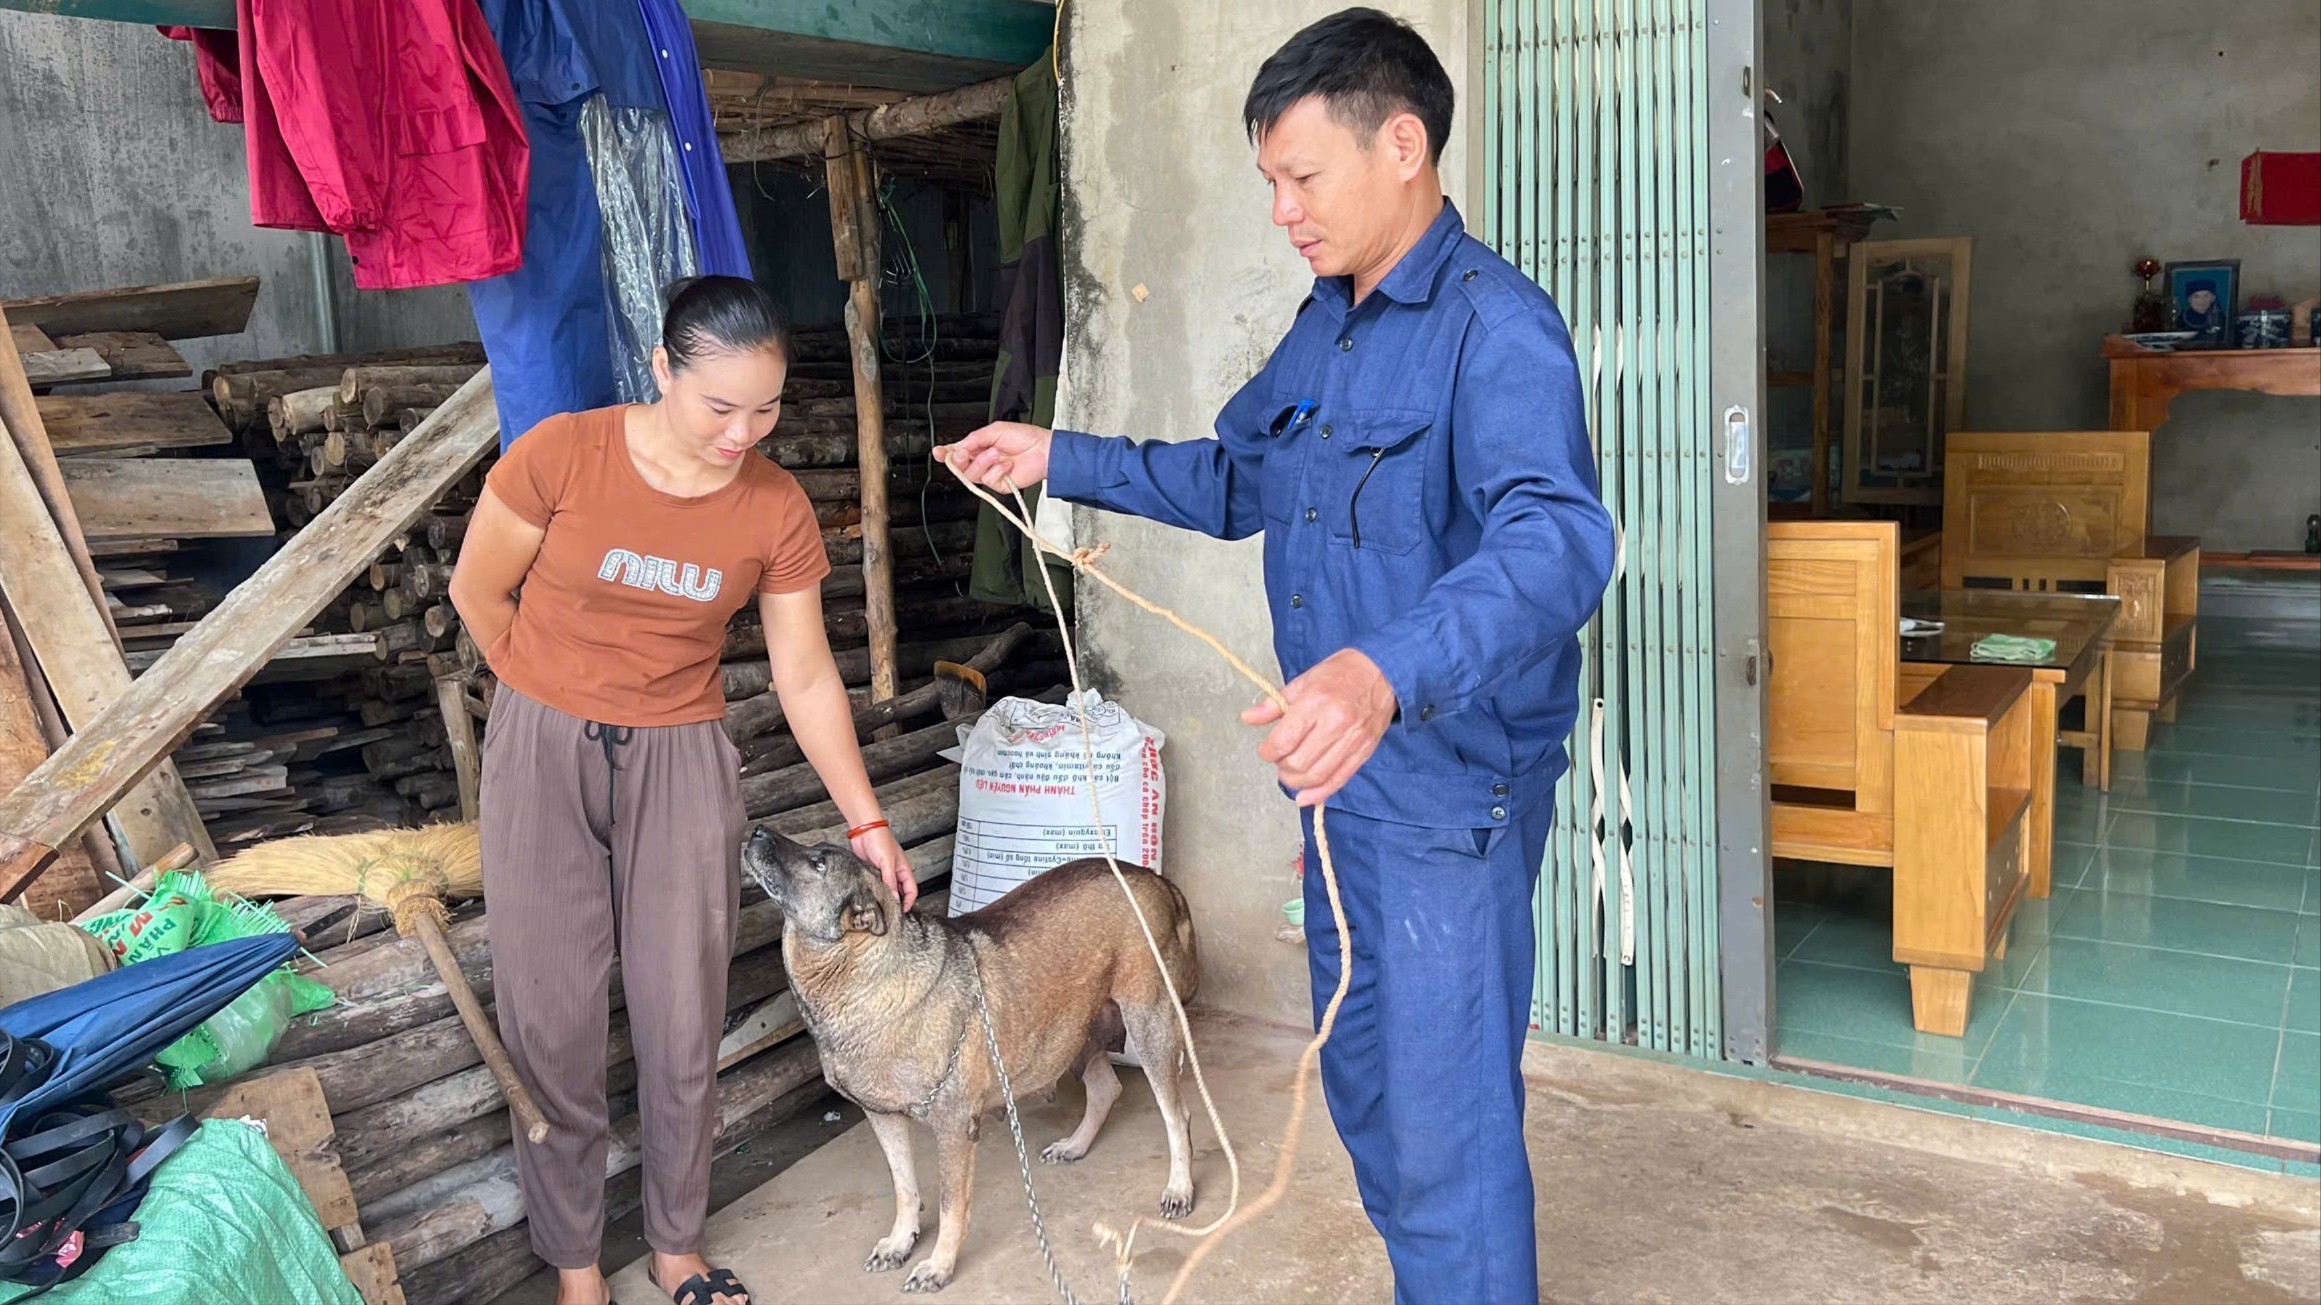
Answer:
[{"xmin": 1328, "ymin": 408, "xmax": 1432, "ymax": 554}]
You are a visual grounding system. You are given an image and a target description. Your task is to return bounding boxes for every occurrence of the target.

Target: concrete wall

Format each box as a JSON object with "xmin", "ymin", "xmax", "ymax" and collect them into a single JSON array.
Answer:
[
  {"xmin": 0, "ymin": 14, "xmax": 327, "ymax": 370},
  {"xmin": 1850, "ymin": 0, "xmax": 2321, "ymax": 551},
  {"xmin": 1056, "ymin": 0, "xmax": 1467, "ymax": 1024}
]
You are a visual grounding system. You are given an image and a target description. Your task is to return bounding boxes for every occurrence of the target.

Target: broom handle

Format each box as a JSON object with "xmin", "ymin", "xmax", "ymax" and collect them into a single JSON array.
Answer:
[
  {"xmin": 412, "ymin": 908, "xmax": 552, "ymax": 1144},
  {"xmin": 70, "ymin": 842, "xmax": 197, "ymax": 923}
]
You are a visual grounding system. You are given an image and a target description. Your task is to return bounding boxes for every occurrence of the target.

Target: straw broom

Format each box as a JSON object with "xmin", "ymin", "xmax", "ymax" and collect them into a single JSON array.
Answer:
[{"xmin": 205, "ymin": 822, "xmax": 550, "ymax": 1143}]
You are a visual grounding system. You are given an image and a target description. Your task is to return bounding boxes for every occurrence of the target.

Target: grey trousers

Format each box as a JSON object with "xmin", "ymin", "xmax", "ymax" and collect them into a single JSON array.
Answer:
[{"xmin": 479, "ymin": 685, "xmax": 745, "ymax": 1268}]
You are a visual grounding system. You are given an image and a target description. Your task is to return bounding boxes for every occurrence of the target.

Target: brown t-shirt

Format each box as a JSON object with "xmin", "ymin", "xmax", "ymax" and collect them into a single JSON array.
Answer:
[{"xmin": 482, "ymin": 405, "xmax": 831, "ymax": 727}]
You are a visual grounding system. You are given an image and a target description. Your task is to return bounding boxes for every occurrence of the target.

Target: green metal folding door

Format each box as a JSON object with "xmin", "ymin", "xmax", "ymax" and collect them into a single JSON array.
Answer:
[{"xmin": 1480, "ymin": 0, "xmax": 1770, "ymax": 1060}]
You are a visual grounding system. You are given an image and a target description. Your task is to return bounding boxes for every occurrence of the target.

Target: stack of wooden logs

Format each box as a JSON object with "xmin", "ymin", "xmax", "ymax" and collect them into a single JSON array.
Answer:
[
  {"xmin": 249, "ymin": 351, "xmax": 488, "ymax": 526},
  {"xmin": 123, "ymin": 624, "xmax": 1066, "ymax": 1305}
]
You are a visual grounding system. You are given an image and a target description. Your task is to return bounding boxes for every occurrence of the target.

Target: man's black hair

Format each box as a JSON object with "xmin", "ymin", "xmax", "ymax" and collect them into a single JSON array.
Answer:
[{"xmin": 1243, "ymin": 8, "xmax": 1455, "ymax": 164}]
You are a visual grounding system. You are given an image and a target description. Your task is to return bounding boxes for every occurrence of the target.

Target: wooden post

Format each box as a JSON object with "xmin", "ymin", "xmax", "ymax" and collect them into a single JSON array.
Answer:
[
  {"xmin": 435, "ymin": 673, "xmax": 483, "ymax": 823},
  {"xmin": 823, "ymin": 116, "xmax": 901, "ymax": 719},
  {"xmin": 0, "ymin": 371, "xmax": 499, "ymax": 899}
]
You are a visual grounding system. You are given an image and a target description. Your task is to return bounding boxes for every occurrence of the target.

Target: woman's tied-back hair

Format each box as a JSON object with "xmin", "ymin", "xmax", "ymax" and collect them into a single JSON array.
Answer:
[{"xmin": 661, "ymin": 274, "xmax": 792, "ymax": 371}]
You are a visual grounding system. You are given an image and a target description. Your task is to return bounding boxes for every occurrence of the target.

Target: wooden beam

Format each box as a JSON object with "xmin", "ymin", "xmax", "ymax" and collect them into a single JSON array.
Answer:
[
  {"xmin": 52, "ymin": 331, "xmax": 190, "ymax": 382},
  {"xmin": 724, "ymin": 75, "xmax": 1011, "ymax": 163},
  {"xmin": 0, "ymin": 369, "xmax": 499, "ymax": 899},
  {"xmin": 3, "ymin": 276, "xmax": 260, "ymax": 341},
  {"xmin": 0, "ymin": 384, "xmax": 213, "ymax": 881},
  {"xmin": 1, "ymin": 306, "xmax": 120, "ymax": 649},
  {"xmin": 0, "ymin": 607, "xmax": 104, "ymax": 918},
  {"xmin": 60, "ymin": 457, "xmax": 275, "ymax": 541},
  {"xmin": 38, "ymin": 391, "xmax": 236, "ymax": 456},
  {"xmin": 822, "ymin": 117, "xmax": 901, "ymax": 718}
]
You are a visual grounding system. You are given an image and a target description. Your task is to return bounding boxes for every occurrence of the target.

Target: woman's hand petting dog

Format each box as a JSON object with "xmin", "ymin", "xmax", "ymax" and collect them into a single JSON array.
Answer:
[{"xmin": 850, "ymin": 824, "xmax": 918, "ymax": 911}]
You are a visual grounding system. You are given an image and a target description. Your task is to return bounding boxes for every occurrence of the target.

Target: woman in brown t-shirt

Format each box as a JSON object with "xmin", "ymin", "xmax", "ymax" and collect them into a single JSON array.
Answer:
[{"xmin": 450, "ymin": 277, "xmax": 907, "ymax": 1305}]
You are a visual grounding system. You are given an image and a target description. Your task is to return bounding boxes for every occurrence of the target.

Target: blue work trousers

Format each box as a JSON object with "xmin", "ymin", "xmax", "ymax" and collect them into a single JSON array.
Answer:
[{"xmin": 1300, "ymin": 799, "xmax": 1548, "ymax": 1304}]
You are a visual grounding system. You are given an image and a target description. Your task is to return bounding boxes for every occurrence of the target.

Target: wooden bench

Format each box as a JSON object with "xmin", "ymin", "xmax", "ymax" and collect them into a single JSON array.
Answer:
[
  {"xmin": 1940, "ymin": 430, "xmax": 2199, "ymax": 751},
  {"xmin": 1769, "ymin": 522, "xmax": 2037, "ymax": 1037}
]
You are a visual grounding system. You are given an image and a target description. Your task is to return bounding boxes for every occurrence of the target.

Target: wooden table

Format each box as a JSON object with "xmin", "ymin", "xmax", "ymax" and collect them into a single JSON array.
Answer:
[
  {"xmin": 2105, "ymin": 337, "xmax": 2321, "ymax": 430},
  {"xmin": 1900, "ymin": 589, "xmax": 2123, "ymax": 900}
]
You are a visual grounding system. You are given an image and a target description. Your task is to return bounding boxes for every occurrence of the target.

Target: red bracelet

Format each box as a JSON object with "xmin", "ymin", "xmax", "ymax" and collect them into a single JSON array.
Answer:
[{"xmin": 847, "ymin": 819, "xmax": 890, "ymax": 840}]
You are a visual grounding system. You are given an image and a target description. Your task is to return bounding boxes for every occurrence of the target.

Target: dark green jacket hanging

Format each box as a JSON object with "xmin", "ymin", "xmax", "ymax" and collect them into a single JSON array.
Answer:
[{"xmin": 969, "ymin": 47, "xmax": 1073, "ymax": 615}]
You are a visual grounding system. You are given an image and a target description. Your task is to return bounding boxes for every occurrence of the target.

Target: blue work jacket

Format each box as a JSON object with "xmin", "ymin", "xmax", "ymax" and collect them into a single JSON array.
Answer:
[{"xmin": 1047, "ymin": 202, "xmax": 1616, "ymax": 832}]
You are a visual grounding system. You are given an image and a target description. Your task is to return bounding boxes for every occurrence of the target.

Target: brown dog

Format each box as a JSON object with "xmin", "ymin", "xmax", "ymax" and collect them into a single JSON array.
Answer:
[{"xmin": 742, "ymin": 827, "xmax": 1202, "ymax": 1293}]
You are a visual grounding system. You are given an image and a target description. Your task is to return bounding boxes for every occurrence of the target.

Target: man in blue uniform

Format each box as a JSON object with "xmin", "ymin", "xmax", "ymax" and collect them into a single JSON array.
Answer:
[{"xmin": 939, "ymin": 9, "xmax": 1614, "ymax": 1301}]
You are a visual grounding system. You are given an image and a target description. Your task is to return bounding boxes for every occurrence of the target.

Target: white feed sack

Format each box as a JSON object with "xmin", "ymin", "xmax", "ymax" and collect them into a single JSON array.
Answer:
[{"xmin": 943, "ymin": 691, "xmax": 1166, "ymax": 917}]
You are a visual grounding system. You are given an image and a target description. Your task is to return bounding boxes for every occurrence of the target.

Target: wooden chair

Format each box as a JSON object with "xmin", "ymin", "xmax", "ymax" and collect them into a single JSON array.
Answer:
[
  {"xmin": 1769, "ymin": 522, "xmax": 2037, "ymax": 1036},
  {"xmin": 1941, "ymin": 430, "xmax": 2199, "ymax": 752}
]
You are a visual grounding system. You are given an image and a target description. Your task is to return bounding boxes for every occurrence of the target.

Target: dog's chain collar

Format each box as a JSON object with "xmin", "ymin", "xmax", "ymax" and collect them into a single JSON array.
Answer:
[
  {"xmin": 906, "ymin": 1007, "xmax": 971, "ymax": 1118},
  {"xmin": 965, "ymin": 951, "xmax": 1131, "ymax": 1305}
]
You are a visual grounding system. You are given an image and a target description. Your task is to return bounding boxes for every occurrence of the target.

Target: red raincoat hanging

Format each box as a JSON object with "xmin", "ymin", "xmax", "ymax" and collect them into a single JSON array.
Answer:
[{"xmin": 173, "ymin": 1, "xmax": 530, "ymax": 290}]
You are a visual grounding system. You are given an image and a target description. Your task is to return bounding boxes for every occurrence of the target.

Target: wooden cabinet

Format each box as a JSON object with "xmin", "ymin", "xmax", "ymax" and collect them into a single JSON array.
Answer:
[{"xmin": 1765, "ymin": 210, "xmax": 1882, "ymax": 515}]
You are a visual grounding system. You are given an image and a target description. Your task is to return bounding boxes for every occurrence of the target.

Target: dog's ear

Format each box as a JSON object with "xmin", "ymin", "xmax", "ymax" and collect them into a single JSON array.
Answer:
[{"xmin": 842, "ymin": 883, "xmax": 888, "ymax": 937}]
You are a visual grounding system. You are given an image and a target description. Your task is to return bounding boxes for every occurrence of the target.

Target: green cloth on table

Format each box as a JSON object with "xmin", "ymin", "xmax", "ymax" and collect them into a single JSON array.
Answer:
[
  {"xmin": 1970, "ymin": 634, "xmax": 2057, "ymax": 664},
  {"xmin": 0, "ymin": 1119, "xmax": 360, "ymax": 1305}
]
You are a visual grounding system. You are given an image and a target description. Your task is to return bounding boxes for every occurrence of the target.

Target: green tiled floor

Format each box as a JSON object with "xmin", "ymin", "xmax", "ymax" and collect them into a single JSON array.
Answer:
[{"xmin": 1774, "ymin": 617, "xmax": 2321, "ymax": 1146}]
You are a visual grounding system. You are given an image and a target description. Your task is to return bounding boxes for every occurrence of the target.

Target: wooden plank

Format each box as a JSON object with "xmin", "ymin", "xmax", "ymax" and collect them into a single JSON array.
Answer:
[
  {"xmin": 0, "ymin": 370, "xmax": 498, "ymax": 897},
  {"xmin": 0, "ymin": 309, "xmax": 119, "ymax": 647},
  {"xmin": 340, "ymin": 1244, "xmax": 409, "ymax": 1305},
  {"xmin": 125, "ymin": 632, "xmax": 377, "ymax": 675},
  {"xmin": 60, "ymin": 457, "xmax": 275, "ymax": 541},
  {"xmin": 20, "ymin": 348, "xmax": 109, "ymax": 387},
  {"xmin": 0, "ymin": 608, "xmax": 103, "ymax": 918},
  {"xmin": 205, "ymin": 1066, "xmax": 363, "ymax": 1233},
  {"xmin": 38, "ymin": 391, "xmax": 236, "ymax": 456},
  {"xmin": 53, "ymin": 331, "xmax": 191, "ymax": 381},
  {"xmin": 8, "ymin": 324, "xmax": 53, "ymax": 355},
  {"xmin": 3, "ymin": 276, "xmax": 261, "ymax": 341}
]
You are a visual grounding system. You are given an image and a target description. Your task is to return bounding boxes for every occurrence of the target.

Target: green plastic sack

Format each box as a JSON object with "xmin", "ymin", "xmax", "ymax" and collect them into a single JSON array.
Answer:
[
  {"xmin": 153, "ymin": 970, "xmax": 334, "ymax": 1089},
  {"xmin": 79, "ymin": 891, "xmax": 198, "ymax": 966},
  {"xmin": 0, "ymin": 1119, "xmax": 362, "ymax": 1305},
  {"xmin": 80, "ymin": 871, "xmax": 335, "ymax": 1090}
]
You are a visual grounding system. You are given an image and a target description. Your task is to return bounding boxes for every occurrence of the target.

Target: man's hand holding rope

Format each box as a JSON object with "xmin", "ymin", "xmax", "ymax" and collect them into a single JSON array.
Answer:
[{"xmin": 937, "ymin": 423, "xmax": 1401, "ymax": 807}]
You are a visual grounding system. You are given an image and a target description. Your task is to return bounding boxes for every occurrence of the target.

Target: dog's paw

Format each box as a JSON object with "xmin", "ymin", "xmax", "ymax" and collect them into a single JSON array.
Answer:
[
  {"xmin": 902, "ymin": 1261, "xmax": 953, "ymax": 1294},
  {"xmin": 1040, "ymin": 1138, "xmax": 1089, "ymax": 1165},
  {"xmin": 865, "ymin": 1231, "xmax": 919, "ymax": 1273},
  {"xmin": 1158, "ymin": 1185, "xmax": 1195, "ymax": 1220}
]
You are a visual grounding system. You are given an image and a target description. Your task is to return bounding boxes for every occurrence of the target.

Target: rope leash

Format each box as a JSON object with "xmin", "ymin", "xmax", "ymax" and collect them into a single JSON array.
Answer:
[{"xmin": 936, "ymin": 468, "xmax": 1353, "ymax": 1305}]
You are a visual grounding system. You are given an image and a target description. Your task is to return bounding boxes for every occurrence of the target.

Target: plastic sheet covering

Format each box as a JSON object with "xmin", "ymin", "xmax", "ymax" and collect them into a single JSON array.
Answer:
[
  {"xmin": 0, "ymin": 1120, "xmax": 360, "ymax": 1304},
  {"xmin": 581, "ymin": 96, "xmax": 699, "ymax": 405}
]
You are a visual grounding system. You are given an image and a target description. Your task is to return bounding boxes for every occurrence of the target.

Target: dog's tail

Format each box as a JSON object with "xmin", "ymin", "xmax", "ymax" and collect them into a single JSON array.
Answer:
[{"xmin": 1160, "ymin": 874, "xmax": 1200, "ymax": 1005}]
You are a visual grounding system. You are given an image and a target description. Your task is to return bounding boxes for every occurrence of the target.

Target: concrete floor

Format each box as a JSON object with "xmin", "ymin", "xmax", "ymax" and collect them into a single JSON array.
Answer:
[{"xmin": 606, "ymin": 1014, "xmax": 2321, "ymax": 1305}]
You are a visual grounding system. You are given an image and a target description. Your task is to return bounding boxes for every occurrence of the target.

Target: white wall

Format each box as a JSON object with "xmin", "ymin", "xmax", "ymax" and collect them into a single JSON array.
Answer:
[
  {"xmin": 1849, "ymin": 0, "xmax": 2321, "ymax": 551},
  {"xmin": 1056, "ymin": 0, "xmax": 1468, "ymax": 1023}
]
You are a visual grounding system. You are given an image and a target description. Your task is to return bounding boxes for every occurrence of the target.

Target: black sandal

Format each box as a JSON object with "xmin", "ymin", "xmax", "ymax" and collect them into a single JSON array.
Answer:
[{"xmin": 668, "ymin": 1266, "xmax": 752, "ymax": 1305}]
